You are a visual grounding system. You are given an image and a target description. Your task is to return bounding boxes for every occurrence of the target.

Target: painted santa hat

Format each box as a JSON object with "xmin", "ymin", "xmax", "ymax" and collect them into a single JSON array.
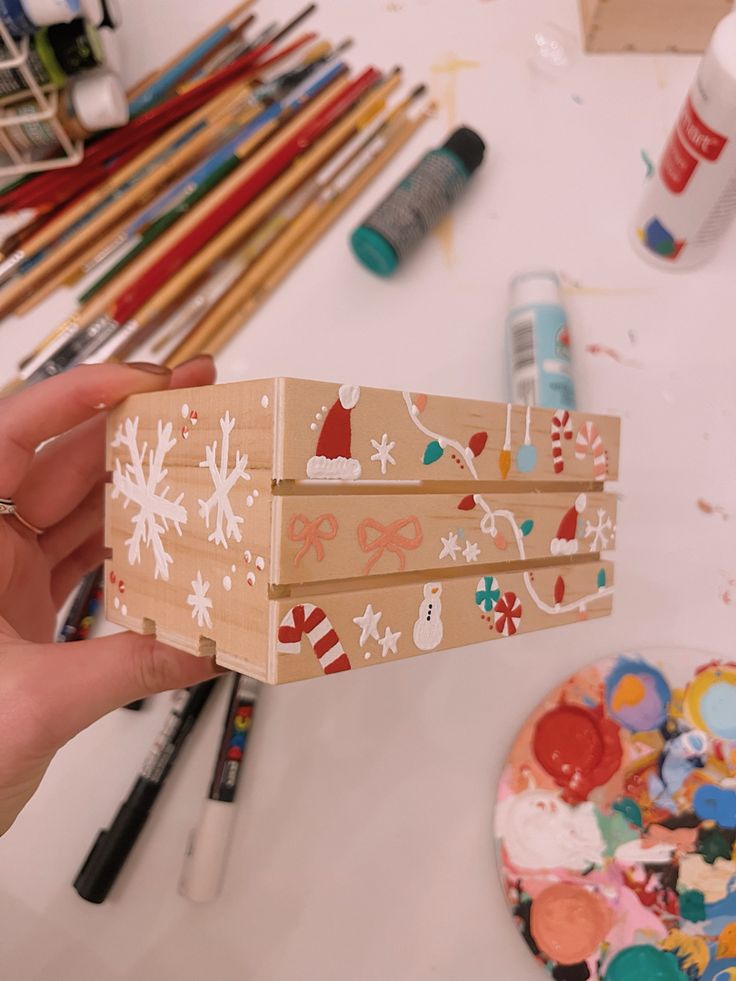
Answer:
[
  {"xmin": 306, "ymin": 385, "xmax": 362, "ymax": 480},
  {"xmin": 550, "ymin": 493, "xmax": 586, "ymax": 557}
]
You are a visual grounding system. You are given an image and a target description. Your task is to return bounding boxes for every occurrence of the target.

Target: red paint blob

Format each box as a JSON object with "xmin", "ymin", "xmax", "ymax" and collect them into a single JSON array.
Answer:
[{"xmin": 533, "ymin": 703, "xmax": 622, "ymax": 803}]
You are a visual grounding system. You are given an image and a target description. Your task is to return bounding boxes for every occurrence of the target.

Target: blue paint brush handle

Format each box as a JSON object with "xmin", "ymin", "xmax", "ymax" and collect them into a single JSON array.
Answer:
[{"xmin": 130, "ymin": 26, "xmax": 232, "ymax": 118}]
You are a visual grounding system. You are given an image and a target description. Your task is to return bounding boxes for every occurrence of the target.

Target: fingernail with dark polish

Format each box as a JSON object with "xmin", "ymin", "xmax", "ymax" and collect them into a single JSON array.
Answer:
[
  {"xmin": 126, "ymin": 361, "xmax": 171, "ymax": 375},
  {"xmin": 177, "ymin": 354, "xmax": 215, "ymax": 370}
]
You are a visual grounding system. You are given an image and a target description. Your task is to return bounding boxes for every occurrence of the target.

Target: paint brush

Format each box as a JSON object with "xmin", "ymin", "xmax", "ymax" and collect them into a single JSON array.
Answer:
[
  {"xmin": 125, "ymin": 0, "xmax": 256, "ymax": 102},
  {"xmin": 59, "ymin": 69, "xmax": 395, "ymax": 370},
  {"xmin": 154, "ymin": 84, "xmax": 426, "ymax": 360},
  {"xmin": 169, "ymin": 104, "xmax": 433, "ymax": 362},
  {"xmin": 19, "ymin": 73, "xmax": 368, "ymax": 383},
  {"xmin": 0, "ymin": 84, "xmax": 250, "ymax": 299},
  {"xmin": 129, "ymin": 1, "xmax": 258, "ymax": 116},
  {"xmin": 74, "ymin": 44, "xmax": 342, "ymax": 294}
]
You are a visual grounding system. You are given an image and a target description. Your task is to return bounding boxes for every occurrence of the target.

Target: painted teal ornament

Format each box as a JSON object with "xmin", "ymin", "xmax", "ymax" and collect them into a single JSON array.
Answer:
[
  {"xmin": 520, "ymin": 519, "xmax": 534, "ymax": 537},
  {"xmin": 597, "ymin": 568, "xmax": 607, "ymax": 589},
  {"xmin": 423, "ymin": 440, "xmax": 444, "ymax": 465},
  {"xmin": 516, "ymin": 444, "xmax": 538, "ymax": 474}
]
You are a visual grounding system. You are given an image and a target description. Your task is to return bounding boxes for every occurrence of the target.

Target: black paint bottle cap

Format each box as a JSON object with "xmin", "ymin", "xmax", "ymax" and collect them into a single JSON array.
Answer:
[{"xmin": 443, "ymin": 126, "xmax": 486, "ymax": 176}]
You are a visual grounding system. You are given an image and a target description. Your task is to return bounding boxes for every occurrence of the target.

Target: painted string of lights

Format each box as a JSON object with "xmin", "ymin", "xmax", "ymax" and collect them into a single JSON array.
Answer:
[{"xmin": 401, "ymin": 391, "xmax": 613, "ymax": 618}]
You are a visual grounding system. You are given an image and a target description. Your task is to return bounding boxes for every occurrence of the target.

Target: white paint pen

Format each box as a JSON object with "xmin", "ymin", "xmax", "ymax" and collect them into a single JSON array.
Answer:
[
  {"xmin": 506, "ymin": 269, "xmax": 576, "ymax": 410},
  {"xmin": 632, "ymin": 11, "xmax": 736, "ymax": 269}
]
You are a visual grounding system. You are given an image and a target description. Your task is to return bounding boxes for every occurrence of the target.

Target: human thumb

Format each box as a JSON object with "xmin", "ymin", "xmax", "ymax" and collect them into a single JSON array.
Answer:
[{"xmin": 19, "ymin": 632, "xmax": 226, "ymax": 752}]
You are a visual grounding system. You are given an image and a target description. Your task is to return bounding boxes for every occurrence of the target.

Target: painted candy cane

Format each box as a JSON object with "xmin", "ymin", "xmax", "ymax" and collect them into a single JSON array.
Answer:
[
  {"xmin": 575, "ymin": 421, "xmax": 607, "ymax": 480},
  {"xmin": 550, "ymin": 409, "xmax": 573, "ymax": 474},
  {"xmin": 277, "ymin": 604, "xmax": 351, "ymax": 674}
]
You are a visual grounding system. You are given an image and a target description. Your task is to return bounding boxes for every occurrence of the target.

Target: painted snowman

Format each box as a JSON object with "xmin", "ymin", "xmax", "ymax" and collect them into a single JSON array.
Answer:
[{"xmin": 413, "ymin": 583, "xmax": 444, "ymax": 651}]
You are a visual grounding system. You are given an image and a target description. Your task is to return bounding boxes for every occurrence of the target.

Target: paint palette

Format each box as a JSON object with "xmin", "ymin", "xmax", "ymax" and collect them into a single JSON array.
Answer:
[{"xmin": 495, "ymin": 648, "xmax": 736, "ymax": 981}]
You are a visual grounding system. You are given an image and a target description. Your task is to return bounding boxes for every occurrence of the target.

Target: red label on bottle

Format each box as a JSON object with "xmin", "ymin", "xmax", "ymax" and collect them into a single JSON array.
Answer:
[
  {"xmin": 661, "ymin": 129, "xmax": 699, "ymax": 193},
  {"xmin": 660, "ymin": 97, "xmax": 729, "ymax": 194},
  {"xmin": 678, "ymin": 97, "xmax": 727, "ymax": 161}
]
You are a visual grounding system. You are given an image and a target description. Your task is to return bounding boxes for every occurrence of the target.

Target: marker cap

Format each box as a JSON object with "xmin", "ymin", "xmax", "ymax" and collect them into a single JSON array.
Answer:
[
  {"xmin": 509, "ymin": 268, "xmax": 562, "ymax": 310},
  {"xmin": 350, "ymin": 226, "xmax": 399, "ymax": 278},
  {"xmin": 179, "ymin": 798, "xmax": 237, "ymax": 904},
  {"xmin": 443, "ymin": 125, "xmax": 486, "ymax": 176},
  {"xmin": 97, "ymin": 24, "xmax": 120, "ymax": 72},
  {"xmin": 77, "ymin": 0, "xmax": 102, "ymax": 25},
  {"xmin": 71, "ymin": 70, "xmax": 128, "ymax": 132},
  {"xmin": 19, "ymin": 0, "xmax": 80, "ymax": 26}
]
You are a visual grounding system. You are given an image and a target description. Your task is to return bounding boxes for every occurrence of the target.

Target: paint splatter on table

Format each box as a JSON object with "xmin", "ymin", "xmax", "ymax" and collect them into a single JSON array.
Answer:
[{"xmin": 495, "ymin": 650, "xmax": 736, "ymax": 981}]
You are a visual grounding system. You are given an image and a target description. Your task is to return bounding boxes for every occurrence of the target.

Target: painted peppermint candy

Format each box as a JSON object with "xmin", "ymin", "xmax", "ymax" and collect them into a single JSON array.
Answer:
[
  {"xmin": 475, "ymin": 576, "xmax": 501, "ymax": 613},
  {"xmin": 494, "ymin": 591, "xmax": 522, "ymax": 636}
]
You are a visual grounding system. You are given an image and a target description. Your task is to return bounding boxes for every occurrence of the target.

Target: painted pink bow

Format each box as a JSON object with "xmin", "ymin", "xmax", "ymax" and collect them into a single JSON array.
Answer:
[
  {"xmin": 357, "ymin": 516, "xmax": 423, "ymax": 574},
  {"xmin": 287, "ymin": 513, "xmax": 338, "ymax": 566}
]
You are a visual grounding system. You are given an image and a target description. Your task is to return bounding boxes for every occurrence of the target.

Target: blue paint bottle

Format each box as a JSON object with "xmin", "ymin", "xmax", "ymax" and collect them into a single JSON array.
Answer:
[{"xmin": 506, "ymin": 269, "xmax": 576, "ymax": 410}]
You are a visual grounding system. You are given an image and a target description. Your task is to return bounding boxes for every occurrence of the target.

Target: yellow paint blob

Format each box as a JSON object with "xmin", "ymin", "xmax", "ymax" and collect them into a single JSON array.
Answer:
[
  {"xmin": 662, "ymin": 930, "xmax": 710, "ymax": 974},
  {"xmin": 611, "ymin": 674, "xmax": 646, "ymax": 711},
  {"xmin": 717, "ymin": 924, "xmax": 736, "ymax": 959}
]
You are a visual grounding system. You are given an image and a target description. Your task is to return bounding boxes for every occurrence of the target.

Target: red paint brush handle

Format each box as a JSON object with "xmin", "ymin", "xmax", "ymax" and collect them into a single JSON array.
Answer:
[
  {"xmin": 3, "ymin": 35, "xmax": 317, "ymax": 215},
  {"xmin": 110, "ymin": 68, "xmax": 381, "ymax": 326}
]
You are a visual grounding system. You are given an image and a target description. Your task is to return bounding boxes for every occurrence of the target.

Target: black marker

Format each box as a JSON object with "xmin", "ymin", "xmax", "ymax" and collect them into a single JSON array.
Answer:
[{"xmin": 74, "ymin": 679, "xmax": 219, "ymax": 904}]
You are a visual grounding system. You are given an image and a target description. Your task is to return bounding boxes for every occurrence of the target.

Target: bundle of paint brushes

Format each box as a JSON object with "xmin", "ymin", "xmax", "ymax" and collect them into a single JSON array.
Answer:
[{"xmin": 0, "ymin": 0, "xmax": 432, "ymax": 391}]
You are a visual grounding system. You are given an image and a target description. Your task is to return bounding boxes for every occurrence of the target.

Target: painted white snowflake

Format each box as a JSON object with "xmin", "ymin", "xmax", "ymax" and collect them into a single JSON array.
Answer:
[
  {"xmin": 370, "ymin": 433, "xmax": 396, "ymax": 475},
  {"xmin": 198, "ymin": 411, "xmax": 251, "ymax": 548},
  {"xmin": 187, "ymin": 571, "xmax": 213, "ymax": 629},
  {"xmin": 378, "ymin": 626, "xmax": 401, "ymax": 658},
  {"xmin": 439, "ymin": 531, "xmax": 461, "ymax": 561},
  {"xmin": 463, "ymin": 540, "xmax": 481, "ymax": 563},
  {"xmin": 111, "ymin": 416, "xmax": 187, "ymax": 581},
  {"xmin": 584, "ymin": 508, "xmax": 614, "ymax": 552}
]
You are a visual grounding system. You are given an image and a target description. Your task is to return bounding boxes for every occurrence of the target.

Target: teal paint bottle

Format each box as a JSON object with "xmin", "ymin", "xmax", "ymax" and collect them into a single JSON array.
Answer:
[{"xmin": 350, "ymin": 125, "xmax": 486, "ymax": 277}]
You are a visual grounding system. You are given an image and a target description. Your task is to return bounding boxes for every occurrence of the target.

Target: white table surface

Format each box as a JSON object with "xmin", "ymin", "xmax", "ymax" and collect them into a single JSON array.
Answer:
[{"xmin": 3, "ymin": 1, "xmax": 736, "ymax": 978}]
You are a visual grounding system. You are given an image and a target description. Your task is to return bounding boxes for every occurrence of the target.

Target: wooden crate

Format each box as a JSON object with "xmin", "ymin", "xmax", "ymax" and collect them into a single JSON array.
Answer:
[
  {"xmin": 579, "ymin": 0, "xmax": 731, "ymax": 52},
  {"xmin": 105, "ymin": 379, "xmax": 621, "ymax": 684}
]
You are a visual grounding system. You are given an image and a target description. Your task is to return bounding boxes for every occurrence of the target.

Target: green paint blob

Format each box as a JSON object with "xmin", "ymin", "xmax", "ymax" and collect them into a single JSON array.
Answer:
[
  {"xmin": 423, "ymin": 440, "xmax": 444, "ymax": 465},
  {"xmin": 604, "ymin": 946, "xmax": 688, "ymax": 981},
  {"xmin": 679, "ymin": 889, "xmax": 706, "ymax": 923},
  {"xmin": 612, "ymin": 797, "xmax": 643, "ymax": 828},
  {"xmin": 596, "ymin": 809, "xmax": 639, "ymax": 857},
  {"xmin": 698, "ymin": 826, "xmax": 732, "ymax": 864}
]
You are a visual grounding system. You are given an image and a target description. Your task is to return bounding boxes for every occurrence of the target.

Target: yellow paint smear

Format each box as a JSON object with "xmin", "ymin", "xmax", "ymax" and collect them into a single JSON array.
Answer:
[{"xmin": 430, "ymin": 54, "xmax": 480, "ymax": 128}]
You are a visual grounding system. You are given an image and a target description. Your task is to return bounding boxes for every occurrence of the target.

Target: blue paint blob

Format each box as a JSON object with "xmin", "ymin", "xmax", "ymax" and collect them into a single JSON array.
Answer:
[
  {"xmin": 694, "ymin": 785, "xmax": 736, "ymax": 830},
  {"xmin": 604, "ymin": 657, "xmax": 671, "ymax": 732},
  {"xmin": 516, "ymin": 444, "xmax": 538, "ymax": 474},
  {"xmin": 699, "ymin": 681, "xmax": 736, "ymax": 740}
]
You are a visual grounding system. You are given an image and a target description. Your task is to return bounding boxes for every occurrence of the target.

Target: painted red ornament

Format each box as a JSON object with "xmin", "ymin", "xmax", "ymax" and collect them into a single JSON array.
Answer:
[
  {"xmin": 414, "ymin": 394, "xmax": 428, "ymax": 413},
  {"xmin": 109, "ymin": 571, "xmax": 116, "ymax": 584},
  {"xmin": 190, "ymin": 410, "xmax": 198, "ymax": 425},
  {"xmin": 532, "ymin": 703, "xmax": 622, "ymax": 804},
  {"xmin": 554, "ymin": 576, "xmax": 565, "ymax": 605},
  {"xmin": 458, "ymin": 494, "xmax": 476, "ymax": 511},
  {"xmin": 468, "ymin": 431, "xmax": 488, "ymax": 458},
  {"xmin": 181, "ymin": 425, "xmax": 190, "ymax": 440},
  {"xmin": 118, "ymin": 581, "xmax": 125, "ymax": 593}
]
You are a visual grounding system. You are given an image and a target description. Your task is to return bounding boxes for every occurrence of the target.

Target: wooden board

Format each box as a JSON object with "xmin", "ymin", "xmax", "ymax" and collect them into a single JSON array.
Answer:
[
  {"xmin": 105, "ymin": 378, "xmax": 621, "ymax": 684},
  {"xmin": 579, "ymin": 0, "xmax": 731, "ymax": 53}
]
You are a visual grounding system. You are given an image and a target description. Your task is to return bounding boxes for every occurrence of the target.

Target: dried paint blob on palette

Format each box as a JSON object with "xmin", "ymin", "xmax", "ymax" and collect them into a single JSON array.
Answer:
[{"xmin": 495, "ymin": 650, "xmax": 736, "ymax": 981}]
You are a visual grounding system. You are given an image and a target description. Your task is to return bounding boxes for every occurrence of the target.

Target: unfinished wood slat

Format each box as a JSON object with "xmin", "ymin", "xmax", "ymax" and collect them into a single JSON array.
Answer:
[
  {"xmin": 273, "ymin": 491, "xmax": 617, "ymax": 585},
  {"xmin": 275, "ymin": 379, "xmax": 620, "ymax": 484},
  {"xmin": 579, "ymin": 0, "xmax": 730, "ymax": 53},
  {"xmin": 272, "ymin": 560, "xmax": 615, "ymax": 684},
  {"xmin": 105, "ymin": 377, "xmax": 621, "ymax": 684}
]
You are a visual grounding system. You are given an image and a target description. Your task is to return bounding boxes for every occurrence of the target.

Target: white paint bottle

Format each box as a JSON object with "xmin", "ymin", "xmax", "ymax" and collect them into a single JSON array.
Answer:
[{"xmin": 632, "ymin": 11, "xmax": 736, "ymax": 270}]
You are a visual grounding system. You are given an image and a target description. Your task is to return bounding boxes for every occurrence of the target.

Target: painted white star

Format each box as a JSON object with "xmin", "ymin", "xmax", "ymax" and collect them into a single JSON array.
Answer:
[
  {"xmin": 439, "ymin": 531, "xmax": 461, "ymax": 561},
  {"xmin": 353, "ymin": 603, "xmax": 382, "ymax": 647},
  {"xmin": 378, "ymin": 626, "xmax": 401, "ymax": 658},
  {"xmin": 462, "ymin": 540, "xmax": 481, "ymax": 563},
  {"xmin": 370, "ymin": 433, "xmax": 396, "ymax": 475}
]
